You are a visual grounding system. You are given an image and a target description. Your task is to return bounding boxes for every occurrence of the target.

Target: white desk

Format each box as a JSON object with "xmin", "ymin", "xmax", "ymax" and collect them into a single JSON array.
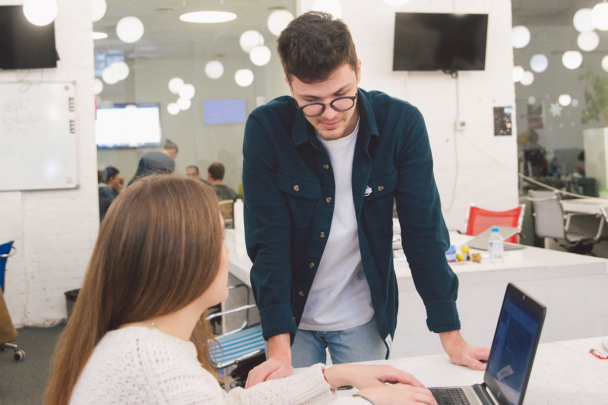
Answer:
[
  {"xmin": 561, "ymin": 198, "xmax": 608, "ymax": 215},
  {"xmin": 225, "ymin": 230, "xmax": 608, "ymax": 357},
  {"xmin": 329, "ymin": 336, "xmax": 608, "ymax": 404}
]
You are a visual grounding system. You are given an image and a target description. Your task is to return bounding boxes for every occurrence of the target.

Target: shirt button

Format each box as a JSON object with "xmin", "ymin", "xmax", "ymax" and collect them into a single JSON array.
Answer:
[
  {"xmin": 320, "ymin": 231, "xmax": 326, "ymax": 238},
  {"xmin": 378, "ymin": 185, "xmax": 385, "ymax": 192},
  {"xmin": 299, "ymin": 291, "xmax": 306, "ymax": 297},
  {"xmin": 325, "ymin": 196, "xmax": 332, "ymax": 203},
  {"xmin": 323, "ymin": 164, "xmax": 330, "ymax": 170},
  {"xmin": 309, "ymin": 262, "xmax": 315, "ymax": 268},
  {"xmin": 294, "ymin": 185, "xmax": 300, "ymax": 192}
]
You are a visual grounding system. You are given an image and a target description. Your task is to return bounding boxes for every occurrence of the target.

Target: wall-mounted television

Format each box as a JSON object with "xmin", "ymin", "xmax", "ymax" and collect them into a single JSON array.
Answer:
[
  {"xmin": 393, "ymin": 13, "xmax": 488, "ymax": 72},
  {"xmin": 0, "ymin": 5, "xmax": 60, "ymax": 70},
  {"xmin": 95, "ymin": 104, "xmax": 162, "ymax": 149}
]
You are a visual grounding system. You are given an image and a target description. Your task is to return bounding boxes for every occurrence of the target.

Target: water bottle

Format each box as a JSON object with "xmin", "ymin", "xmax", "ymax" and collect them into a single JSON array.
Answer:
[
  {"xmin": 233, "ymin": 199, "xmax": 244, "ymax": 231},
  {"xmin": 489, "ymin": 227, "xmax": 504, "ymax": 264}
]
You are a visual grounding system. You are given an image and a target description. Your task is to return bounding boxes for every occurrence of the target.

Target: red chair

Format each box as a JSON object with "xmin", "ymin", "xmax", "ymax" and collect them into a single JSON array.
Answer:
[{"xmin": 463, "ymin": 205, "xmax": 526, "ymax": 243}]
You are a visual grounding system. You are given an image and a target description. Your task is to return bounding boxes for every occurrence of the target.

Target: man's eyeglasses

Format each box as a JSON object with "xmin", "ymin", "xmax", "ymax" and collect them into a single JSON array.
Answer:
[{"xmin": 297, "ymin": 93, "xmax": 358, "ymax": 117}]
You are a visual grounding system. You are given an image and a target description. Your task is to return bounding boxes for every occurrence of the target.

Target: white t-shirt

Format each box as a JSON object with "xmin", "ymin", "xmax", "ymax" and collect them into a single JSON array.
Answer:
[{"xmin": 299, "ymin": 120, "xmax": 375, "ymax": 331}]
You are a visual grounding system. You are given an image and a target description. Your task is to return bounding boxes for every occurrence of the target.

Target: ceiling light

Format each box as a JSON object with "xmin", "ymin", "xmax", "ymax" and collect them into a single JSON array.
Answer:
[
  {"xmin": 511, "ymin": 26, "xmax": 531, "ymax": 49},
  {"xmin": 312, "ymin": 0, "xmax": 342, "ymax": 19},
  {"xmin": 573, "ymin": 8, "xmax": 595, "ymax": 33},
  {"xmin": 179, "ymin": 11, "xmax": 237, "ymax": 23},
  {"xmin": 102, "ymin": 66, "xmax": 119, "ymax": 85},
  {"xmin": 520, "ymin": 71, "xmax": 534, "ymax": 86},
  {"xmin": 530, "ymin": 54, "xmax": 548, "ymax": 73},
  {"xmin": 167, "ymin": 103, "xmax": 180, "ymax": 115},
  {"xmin": 94, "ymin": 78, "xmax": 104, "ymax": 95},
  {"xmin": 168, "ymin": 78, "xmax": 184, "ymax": 94},
  {"xmin": 235, "ymin": 69, "xmax": 254, "ymax": 87},
  {"xmin": 23, "ymin": 0, "xmax": 58, "ymax": 26},
  {"xmin": 250, "ymin": 46, "xmax": 271, "ymax": 66},
  {"xmin": 592, "ymin": 3, "xmax": 608, "ymax": 30},
  {"xmin": 239, "ymin": 30, "xmax": 264, "ymax": 53},
  {"xmin": 528, "ymin": 96, "xmax": 536, "ymax": 105},
  {"xmin": 267, "ymin": 10, "xmax": 294, "ymax": 36},
  {"xmin": 92, "ymin": 0, "xmax": 107, "ymax": 23},
  {"xmin": 577, "ymin": 31, "xmax": 600, "ymax": 51},
  {"xmin": 559, "ymin": 94, "xmax": 572, "ymax": 106},
  {"xmin": 116, "ymin": 16, "xmax": 145, "ymax": 44},
  {"xmin": 512, "ymin": 66, "xmax": 524, "ymax": 82},
  {"xmin": 111, "ymin": 62, "xmax": 129, "ymax": 81},
  {"xmin": 92, "ymin": 32, "xmax": 108, "ymax": 40},
  {"xmin": 562, "ymin": 51, "xmax": 583, "ymax": 69},
  {"xmin": 177, "ymin": 98, "xmax": 191, "ymax": 111},
  {"xmin": 179, "ymin": 84, "xmax": 195, "ymax": 100},
  {"xmin": 602, "ymin": 56, "xmax": 608, "ymax": 72},
  {"xmin": 205, "ymin": 61, "xmax": 224, "ymax": 79}
]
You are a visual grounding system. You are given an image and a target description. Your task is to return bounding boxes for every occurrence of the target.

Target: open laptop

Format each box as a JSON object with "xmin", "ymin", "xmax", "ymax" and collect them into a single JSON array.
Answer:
[
  {"xmin": 467, "ymin": 226, "xmax": 526, "ymax": 251},
  {"xmin": 430, "ymin": 283, "xmax": 547, "ymax": 405}
]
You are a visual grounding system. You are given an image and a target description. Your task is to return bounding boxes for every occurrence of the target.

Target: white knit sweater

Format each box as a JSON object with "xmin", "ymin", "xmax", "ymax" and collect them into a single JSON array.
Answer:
[{"xmin": 70, "ymin": 326, "xmax": 369, "ymax": 405}]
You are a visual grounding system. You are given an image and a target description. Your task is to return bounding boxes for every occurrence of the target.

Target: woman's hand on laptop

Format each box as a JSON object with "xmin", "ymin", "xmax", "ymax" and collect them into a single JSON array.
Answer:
[
  {"xmin": 439, "ymin": 330, "xmax": 490, "ymax": 371},
  {"xmin": 324, "ymin": 364, "xmax": 426, "ymax": 390},
  {"xmin": 356, "ymin": 384, "xmax": 438, "ymax": 405}
]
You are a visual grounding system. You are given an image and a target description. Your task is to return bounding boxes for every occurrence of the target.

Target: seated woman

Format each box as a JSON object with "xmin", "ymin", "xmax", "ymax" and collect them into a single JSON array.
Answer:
[{"xmin": 45, "ymin": 176, "xmax": 436, "ymax": 405}]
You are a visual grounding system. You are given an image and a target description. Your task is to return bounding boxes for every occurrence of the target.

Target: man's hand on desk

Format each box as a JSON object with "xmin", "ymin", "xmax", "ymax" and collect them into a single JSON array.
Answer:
[
  {"xmin": 439, "ymin": 330, "xmax": 490, "ymax": 371},
  {"xmin": 245, "ymin": 333, "xmax": 293, "ymax": 388}
]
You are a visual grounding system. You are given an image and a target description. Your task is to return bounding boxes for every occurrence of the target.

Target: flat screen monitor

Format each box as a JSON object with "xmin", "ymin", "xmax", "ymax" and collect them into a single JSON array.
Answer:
[
  {"xmin": 393, "ymin": 13, "xmax": 488, "ymax": 72},
  {"xmin": 203, "ymin": 99, "xmax": 247, "ymax": 125},
  {"xmin": 95, "ymin": 104, "xmax": 162, "ymax": 149},
  {"xmin": 0, "ymin": 5, "xmax": 59, "ymax": 70}
]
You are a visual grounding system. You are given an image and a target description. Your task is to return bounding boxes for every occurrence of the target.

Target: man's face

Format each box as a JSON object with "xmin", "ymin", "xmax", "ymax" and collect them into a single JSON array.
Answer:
[
  {"xmin": 107, "ymin": 174, "xmax": 120, "ymax": 188},
  {"xmin": 186, "ymin": 168, "xmax": 199, "ymax": 179},
  {"xmin": 167, "ymin": 149, "xmax": 178, "ymax": 159},
  {"xmin": 288, "ymin": 62, "xmax": 361, "ymax": 141}
]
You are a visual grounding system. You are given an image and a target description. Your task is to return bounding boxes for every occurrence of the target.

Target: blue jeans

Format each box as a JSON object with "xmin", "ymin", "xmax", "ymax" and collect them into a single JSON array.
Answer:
[{"xmin": 291, "ymin": 318, "xmax": 388, "ymax": 368}]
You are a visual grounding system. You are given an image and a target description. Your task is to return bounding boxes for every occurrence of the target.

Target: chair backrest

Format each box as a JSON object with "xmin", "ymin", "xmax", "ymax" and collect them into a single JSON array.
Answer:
[
  {"xmin": 527, "ymin": 190, "xmax": 565, "ymax": 240},
  {"xmin": 0, "ymin": 241, "xmax": 15, "ymax": 292},
  {"xmin": 464, "ymin": 205, "xmax": 525, "ymax": 243},
  {"xmin": 218, "ymin": 200, "xmax": 234, "ymax": 221}
]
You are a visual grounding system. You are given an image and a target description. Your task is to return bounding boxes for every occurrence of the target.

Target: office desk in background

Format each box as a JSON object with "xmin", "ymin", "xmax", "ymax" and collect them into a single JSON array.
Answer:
[
  {"xmin": 224, "ymin": 230, "xmax": 608, "ymax": 358},
  {"xmin": 561, "ymin": 198, "xmax": 608, "ymax": 215}
]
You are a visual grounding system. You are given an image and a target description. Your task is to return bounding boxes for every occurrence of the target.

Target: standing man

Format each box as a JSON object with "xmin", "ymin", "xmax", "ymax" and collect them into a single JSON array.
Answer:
[{"xmin": 243, "ymin": 12, "xmax": 488, "ymax": 386}]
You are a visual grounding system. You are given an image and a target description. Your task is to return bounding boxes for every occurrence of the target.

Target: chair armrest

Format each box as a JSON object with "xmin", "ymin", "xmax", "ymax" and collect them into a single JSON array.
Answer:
[
  {"xmin": 0, "ymin": 246, "xmax": 16, "ymax": 259},
  {"xmin": 206, "ymin": 304, "xmax": 257, "ymax": 321}
]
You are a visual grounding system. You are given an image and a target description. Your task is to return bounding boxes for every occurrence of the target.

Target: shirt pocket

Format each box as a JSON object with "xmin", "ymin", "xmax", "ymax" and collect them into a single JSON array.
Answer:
[
  {"xmin": 277, "ymin": 173, "xmax": 321, "ymax": 229},
  {"xmin": 362, "ymin": 168, "xmax": 398, "ymax": 230}
]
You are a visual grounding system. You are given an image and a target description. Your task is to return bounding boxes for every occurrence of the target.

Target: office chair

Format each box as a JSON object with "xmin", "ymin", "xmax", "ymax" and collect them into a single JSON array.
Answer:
[
  {"xmin": 527, "ymin": 191, "xmax": 603, "ymax": 255},
  {"xmin": 0, "ymin": 241, "xmax": 25, "ymax": 361},
  {"xmin": 462, "ymin": 204, "xmax": 526, "ymax": 243}
]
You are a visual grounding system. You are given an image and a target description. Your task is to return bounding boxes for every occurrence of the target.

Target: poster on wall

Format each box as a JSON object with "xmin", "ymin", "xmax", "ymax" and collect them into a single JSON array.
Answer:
[
  {"xmin": 493, "ymin": 106, "xmax": 513, "ymax": 136},
  {"xmin": 527, "ymin": 102, "xmax": 544, "ymax": 130}
]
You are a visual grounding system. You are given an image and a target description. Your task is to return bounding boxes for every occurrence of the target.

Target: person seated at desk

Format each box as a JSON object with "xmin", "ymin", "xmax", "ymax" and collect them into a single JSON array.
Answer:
[
  {"xmin": 128, "ymin": 152, "xmax": 175, "ymax": 186},
  {"xmin": 98, "ymin": 166, "xmax": 120, "ymax": 222},
  {"xmin": 45, "ymin": 176, "xmax": 437, "ymax": 405},
  {"xmin": 208, "ymin": 162, "xmax": 237, "ymax": 201},
  {"xmin": 187, "ymin": 164, "xmax": 212, "ymax": 185}
]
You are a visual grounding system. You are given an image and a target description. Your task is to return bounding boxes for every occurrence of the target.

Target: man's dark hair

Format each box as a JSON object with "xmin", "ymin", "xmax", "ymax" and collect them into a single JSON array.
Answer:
[
  {"xmin": 277, "ymin": 11, "xmax": 357, "ymax": 83},
  {"xmin": 207, "ymin": 162, "xmax": 225, "ymax": 181},
  {"xmin": 164, "ymin": 139, "xmax": 178, "ymax": 152},
  {"xmin": 105, "ymin": 166, "xmax": 120, "ymax": 183},
  {"xmin": 187, "ymin": 165, "xmax": 200, "ymax": 175}
]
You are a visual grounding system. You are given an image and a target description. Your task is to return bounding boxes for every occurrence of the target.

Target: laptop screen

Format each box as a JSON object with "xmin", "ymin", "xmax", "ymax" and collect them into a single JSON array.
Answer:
[{"xmin": 486, "ymin": 293, "xmax": 541, "ymax": 405}]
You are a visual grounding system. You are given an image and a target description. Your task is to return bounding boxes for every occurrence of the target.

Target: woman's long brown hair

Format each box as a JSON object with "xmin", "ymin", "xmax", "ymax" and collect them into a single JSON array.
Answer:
[{"xmin": 45, "ymin": 176, "xmax": 223, "ymax": 405}]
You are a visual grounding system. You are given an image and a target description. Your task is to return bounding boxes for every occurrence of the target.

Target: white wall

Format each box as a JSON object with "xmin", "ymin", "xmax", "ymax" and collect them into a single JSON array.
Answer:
[
  {"xmin": 299, "ymin": 0, "xmax": 519, "ymax": 228},
  {"xmin": 0, "ymin": 0, "xmax": 98, "ymax": 327}
]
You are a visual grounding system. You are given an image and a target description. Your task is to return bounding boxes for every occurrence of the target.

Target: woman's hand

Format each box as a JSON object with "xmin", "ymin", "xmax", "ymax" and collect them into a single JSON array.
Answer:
[
  {"xmin": 323, "ymin": 364, "xmax": 426, "ymax": 390},
  {"xmin": 357, "ymin": 384, "xmax": 438, "ymax": 405}
]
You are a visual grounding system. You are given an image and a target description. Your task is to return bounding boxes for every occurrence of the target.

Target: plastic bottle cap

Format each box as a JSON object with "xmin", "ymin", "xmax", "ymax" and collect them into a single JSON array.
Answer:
[{"xmin": 492, "ymin": 227, "xmax": 499, "ymax": 232}]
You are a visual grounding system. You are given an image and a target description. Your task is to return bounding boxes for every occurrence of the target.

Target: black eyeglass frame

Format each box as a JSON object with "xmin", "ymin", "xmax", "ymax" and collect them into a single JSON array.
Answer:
[{"xmin": 296, "ymin": 92, "xmax": 359, "ymax": 117}]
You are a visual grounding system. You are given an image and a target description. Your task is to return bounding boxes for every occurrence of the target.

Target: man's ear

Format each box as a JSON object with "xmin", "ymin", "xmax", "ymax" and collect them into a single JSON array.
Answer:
[
  {"xmin": 356, "ymin": 59, "xmax": 362, "ymax": 85},
  {"xmin": 285, "ymin": 76, "xmax": 294, "ymax": 97}
]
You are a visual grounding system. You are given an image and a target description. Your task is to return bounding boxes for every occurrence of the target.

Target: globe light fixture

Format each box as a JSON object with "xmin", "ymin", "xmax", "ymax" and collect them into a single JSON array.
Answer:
[
  {"xmin": 205, "ymin": 61, "xmax": 224, "ymax": 79},
  {"xmin": 235, "ymin": 69, "xmax": 254, "ymax": 87},
  {"xmin": 111, "ymin": 62, "xmax": 129, "ymax": 81},
  {"xmin": 577, "ymin": 31, "xmax": 600, "ymax": 51},
  {"xmin": 383, "ymin": 0, "xmax": 410, "ymax": 5},
  {"xmin": 179, "ymin": 11, "xmax": 237, "ymax": 23},
  {"xmin": 572, "ymin": 99, "xmax": 580, "ymax": 107},
  {"xmin": 168, "ymin": 78, "xmax": 184, "ymax": 94},
  {"xmin": 559, "ymin": 94, "xmax": 572, "ymax": 107},
  {"xmin": 250, "ymin": 46, "xmax": 271, "ymax": 66},
  {"xmin": 512, "ymin": 25, "xmax": 531, "ymax": 49},
  {"xmin": 520, "ymin": 71, "xmax": 534, "ymax": 86},
  {"xmin": 562, "ymin": 51, "xmax": 583, "ymax": 69},
  {"xmin": 512, "ymin": 66, "xmax": 525, "ymax": 82},
  {"xmin": 177, "ymin": 98, "xmax": 192, "ymax": 111},
  {"xmin": 312, "ymin": 0, "xmax": 342, "ymax": 19},
  {"xmin": 530, "ymin": 54, "xmax": 548, "ymax": 73},
  {"xmin": 94, "ymin": 78, "xmax": 104, "ymax": 95},
  {"xmin": 116, "ymin": 16, "xmax": 144, "ymax": 44},
  {"xmin": 528, "ymin": 96, "xmax": 536, "ymax": 105},
  {"xmin": 167, "ymin": 103, "xmax": 180, "ymax": 115},
  {"xmin": 179, "ymin": 84, "xmax": 196, "ymax": 100},
  {"xmin": 102, "ymin": 66, "xmax": 119, "ymax": 85},
  {"xmin": 92, "ymin": 32, "xmax": 108, "ymax": 40},
  {"xmin": 267, "ymin": 10, "xmax": 294, "ymax": 36},
  {"xmin": 23, "ymin": 0, "xmax": 58, "ymax": 26},
  {"xmin": 92, "ymin": 0, "xmax": 107, "ymax": 23},
  {"xmin": 592, "ymin": 2, "xmax": 608, "ymax": 30},
  {"xmin": 573, "ymin": 8, "xmax": 595, "ymax": 32},
  {"xmin": 239, "ymin": 30, "xmax": 264, "ymax": 53},
  {"xmin": 602, "ymin": 55, "xmax": 608, "ymax": 72}
]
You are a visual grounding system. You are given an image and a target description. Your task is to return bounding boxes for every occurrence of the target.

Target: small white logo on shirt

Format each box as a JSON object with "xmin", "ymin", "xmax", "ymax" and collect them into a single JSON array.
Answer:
[{"xmin": 365, "ymin": 186, "xmax": 372, "ymax": 197}]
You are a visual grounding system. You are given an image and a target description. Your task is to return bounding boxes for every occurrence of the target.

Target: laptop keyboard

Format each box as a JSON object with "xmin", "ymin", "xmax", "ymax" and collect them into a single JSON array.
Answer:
[{"xmin": 430, "ymin": 388, "xmax": 471, "ymax": 405}]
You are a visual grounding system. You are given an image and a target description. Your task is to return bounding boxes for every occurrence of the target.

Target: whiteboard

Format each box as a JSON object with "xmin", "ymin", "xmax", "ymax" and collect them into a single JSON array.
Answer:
[{"xmin": 0, "ymin": 82, "xmax": 78, "ymax": 191}]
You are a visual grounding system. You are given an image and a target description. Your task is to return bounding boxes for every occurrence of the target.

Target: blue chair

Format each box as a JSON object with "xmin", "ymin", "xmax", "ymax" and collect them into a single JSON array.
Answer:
[
  {"xmin": 0, "ymin": 241, "xmax": 25, "ymax": 361},
  {"xmin": 0, "ymin": 241, "xmax": 16, "ymax": 292}
]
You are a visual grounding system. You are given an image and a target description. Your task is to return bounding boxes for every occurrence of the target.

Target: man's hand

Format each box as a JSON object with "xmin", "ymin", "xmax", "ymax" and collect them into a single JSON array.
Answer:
[
  {"xmin": 439, "ymin": 330, "xmax": 490, "ymax": 371},
  {"xmin": 324, "ymin": 364, "xmax": 426, "ymax": 390},
  {"xmin": 245, "ymin": 334, "xmax": 293, "ymax": 388}
]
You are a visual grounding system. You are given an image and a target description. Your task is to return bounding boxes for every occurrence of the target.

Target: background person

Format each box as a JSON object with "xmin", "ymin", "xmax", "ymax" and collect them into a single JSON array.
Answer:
[{"xmin": 208, "ymin": 162, "xmax": 237, "ymax": 201}]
